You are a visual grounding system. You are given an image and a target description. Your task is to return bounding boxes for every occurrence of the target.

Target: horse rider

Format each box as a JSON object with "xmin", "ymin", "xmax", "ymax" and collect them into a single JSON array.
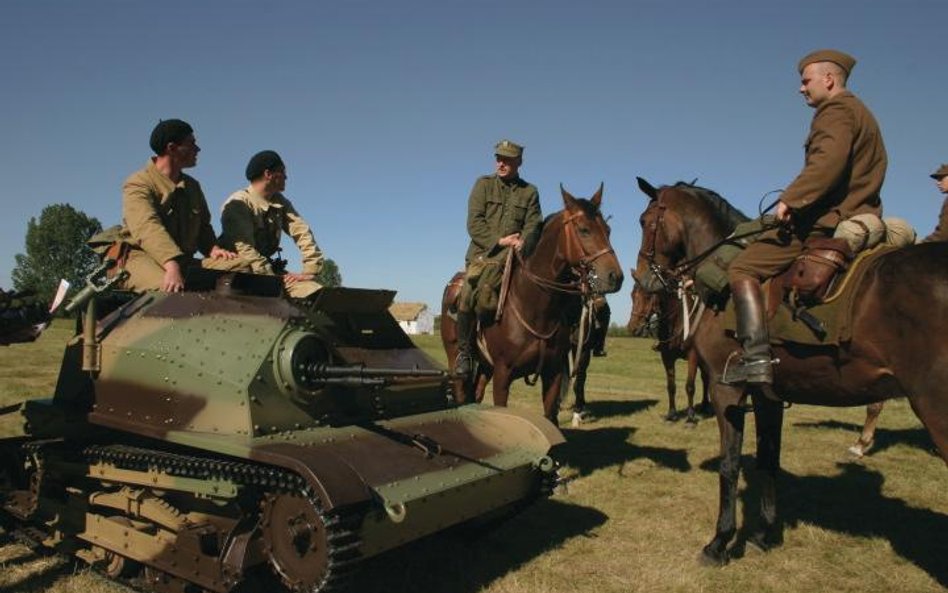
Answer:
[
  {"xmin": 219, "ymin": 150, "xmax": 325, "ymax": 298},
  {"xmin": 726, "ymin": 49, "xmax": 887, "ymax": 385},
  {"xmin": 922, "ymin": 163, "xmax": 948, "ymax": 243},
  {"xmin": 454, "ymin": 139, "xmax": 543, "ymax": 376},
  {"xmin": 120, "ymin": 119, "xmax": 248, "ymax": 292}
]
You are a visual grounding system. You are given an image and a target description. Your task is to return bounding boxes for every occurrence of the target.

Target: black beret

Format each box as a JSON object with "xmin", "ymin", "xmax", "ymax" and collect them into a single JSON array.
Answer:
[
  {"xmin": 245, "ymin": 150, "xmax": 285, "ymax": 181},
  {"xmin": 149, "ymin": 119, "xmax": 194, "ymax": 155}
]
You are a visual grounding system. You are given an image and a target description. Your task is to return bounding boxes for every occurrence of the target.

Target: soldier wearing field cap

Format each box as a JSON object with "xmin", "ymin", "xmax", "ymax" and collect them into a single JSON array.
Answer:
[
  {"xmin": 219, "ymin": 150, "xmax": 324, "ymax": 299},
  {"xmin": 454, "ymin": 139, "xmax": 542, "ymax": 376},
  {"xmin": 120, "ymin": 119, "xmax": 248, "ymax": 292},
  {"xmin": 726, "ymin": 49, "xmax": 887, "ymax": 385},
  {"xmin": 922, "ymin": 163, "xmax": 948, "ymax": 243}
]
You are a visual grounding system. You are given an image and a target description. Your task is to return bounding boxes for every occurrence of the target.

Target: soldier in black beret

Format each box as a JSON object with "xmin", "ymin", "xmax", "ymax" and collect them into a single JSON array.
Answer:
[
  {"xmin": 120, "ymin": 119, "xmax": 247, "ymax": 292},
  {"xmin": 219, "ymin": 150, "xmax": 325, "ymax": 298}
]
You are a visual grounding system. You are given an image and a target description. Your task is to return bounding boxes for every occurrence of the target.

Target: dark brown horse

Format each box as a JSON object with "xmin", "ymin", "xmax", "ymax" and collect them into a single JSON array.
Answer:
[
  {"xmin": 567, "ymin": 295, "xmax": 611, "ymax": 427},
  {"xmin": 441, "ymin": 185, "xmax": 623, "ymax": 425},
  {"xmin": 629, "ymin": 282, "xmax": 709, "ymax": 424},
  {"xmin": 632, "ymin": 177, "xmax": 948, "ymax": 565}
]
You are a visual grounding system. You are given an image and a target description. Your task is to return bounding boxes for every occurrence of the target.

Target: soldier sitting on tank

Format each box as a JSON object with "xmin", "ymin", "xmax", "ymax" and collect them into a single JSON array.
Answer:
[
  {"xmin": 120, "ymin": 119, "xmax": 249, "ymax": 292},
  {"xmin": 455, "ymin": 139, "xmax": 542, "ymax": 376},
  {"xmin": 219, "ymin": 150, "xmax": 324, "ymax": 299}
]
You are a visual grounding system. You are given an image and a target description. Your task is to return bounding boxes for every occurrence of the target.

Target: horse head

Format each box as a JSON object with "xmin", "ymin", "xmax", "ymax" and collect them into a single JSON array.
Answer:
[
  {"xmin": 627, "ymin": 282, "xmax": 658, "ymax": 337},
  {"xmin": 556, "ymin": 183, "xmax": 624, "ymax": 295},
  {"xmin": 632, "ymin": 177, "xmax": 690, "ymax": 294},
  {"xmin": 631, "ymin": 177, "xmax": 747, "ymax": 294}
]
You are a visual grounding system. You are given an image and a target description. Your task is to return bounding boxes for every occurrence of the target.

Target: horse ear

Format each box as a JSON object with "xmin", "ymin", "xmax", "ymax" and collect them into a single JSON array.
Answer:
[
  {"xmin": 636, "ymin": 176, "xmax": 658, "ymax": 200},
  {"xmin": 560, "ymin": 183, "xmax": 578, "ymax": 209},
  {"xmin": 591, "ymin": 182, "xmax": 604, "ymax": 207}
]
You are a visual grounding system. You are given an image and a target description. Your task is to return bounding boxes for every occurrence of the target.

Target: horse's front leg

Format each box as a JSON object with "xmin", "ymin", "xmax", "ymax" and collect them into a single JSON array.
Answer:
[
  {"xmin": 490, "ymin": 365, "xmax": 513, "ymax": 407},
  {"xmin": 661, "ymin": 349, "xmax": 679, "ymax": 422},
  {"xmin": 702, "ymin": 382, "xmax": 747, "ymax": 566},
  {"xmin": 684, "ymin": 348, "xmax": 699, "ymax": 426},
  {"xmin": 748, "ymin": 390, "xmax": 784, "ymax": 552},
  {"xmin": 541, "ymin": 366, "xmax": 567, "ymax": 427}
]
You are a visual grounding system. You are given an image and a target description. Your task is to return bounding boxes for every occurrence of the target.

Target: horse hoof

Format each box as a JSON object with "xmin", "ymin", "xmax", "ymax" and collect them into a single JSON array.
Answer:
[
  {"xmin": 847, "ymin": 444, "xmax": 865, "ymax": 458},
  {"xmin": 663, "ymin": 411, "xmax": 680, "ymax": 423},
  {"xmin": 747, "ymin": 531, "xmax": 783, "ymax": 553},
  {"xmin": 684, "ymin": 418, "xmax": 699, "ymax": 429},
  {"xmin": 571, "ymin": 412, "xmax": 582, "ymax": 428},
  {"xmin": 699, "ymin": 545, "xmax": 728, "ymax": 567}
]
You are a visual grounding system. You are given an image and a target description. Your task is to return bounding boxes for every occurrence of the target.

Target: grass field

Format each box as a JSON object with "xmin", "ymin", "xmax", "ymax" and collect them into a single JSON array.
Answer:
[{"xmin": 0, "ymin": 322, "xmax": 945, "ymax": 593}]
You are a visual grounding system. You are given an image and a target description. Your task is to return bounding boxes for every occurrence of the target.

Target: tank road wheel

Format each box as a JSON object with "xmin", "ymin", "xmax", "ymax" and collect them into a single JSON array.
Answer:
[
  {"xmin": 96, "ymin": 518, "xmax": 141, "ymax": 579},
  {"xmin": 261, "ymin": 492, "xmax": 332, "ymax": 593}
]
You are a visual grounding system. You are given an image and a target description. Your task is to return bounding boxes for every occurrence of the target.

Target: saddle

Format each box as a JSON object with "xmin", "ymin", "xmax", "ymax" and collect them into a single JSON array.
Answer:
[{"xmin": 723, "ymin": 243, "xmax": 895, "ymax": 346}]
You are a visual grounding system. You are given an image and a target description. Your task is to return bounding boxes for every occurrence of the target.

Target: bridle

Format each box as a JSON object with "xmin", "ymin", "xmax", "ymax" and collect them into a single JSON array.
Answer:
[{"xmin": 517, "ymin": 208, "xmax": 616, "ymax": 296}]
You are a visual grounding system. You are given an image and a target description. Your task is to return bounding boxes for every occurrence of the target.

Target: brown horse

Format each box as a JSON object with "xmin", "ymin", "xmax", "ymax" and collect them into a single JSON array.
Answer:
[
  {"xmin": 629, "ymin": 282, "xmax": 709, "ymax": 425},
  {"xmin": 631, "ymin": 177, "xmax": 948, "ymax": 565},
  {"xmin": 567, "ymin": 296, "xmax": 611, "ymax": 427},
  {"xmin": 441, "ymin": 185, "xmax": 623, "ymax": 425}
]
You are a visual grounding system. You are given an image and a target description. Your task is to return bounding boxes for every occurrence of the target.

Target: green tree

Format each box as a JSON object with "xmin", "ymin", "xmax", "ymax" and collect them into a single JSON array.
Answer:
[
  {"xmin": 316, "ymin": 258, "xmax": 342, "ymax": 288},
  {"xmin": 11, "ymin": 204, "xmax": 102, "ymax": 304}
]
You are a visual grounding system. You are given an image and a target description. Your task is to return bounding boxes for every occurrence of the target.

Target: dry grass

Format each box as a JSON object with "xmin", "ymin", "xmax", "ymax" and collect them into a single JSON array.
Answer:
[{"xmin": 0, "ymin": 329, "xmax": 944, "ymax": 593}]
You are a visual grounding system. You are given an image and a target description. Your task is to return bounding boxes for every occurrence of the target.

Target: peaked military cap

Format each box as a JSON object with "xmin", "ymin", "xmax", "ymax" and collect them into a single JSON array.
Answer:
[
  {"xmin": 494, "ymin": 139, "xmax": 524, "ymax": 158},
  {"xmin": 797, "ymin": 49, "xmax": 856, "ymax": 75},
  {"xmin": 149, "ymin": 119, "xmax": 194, "ymax": 155},
  {"xmin": 930, "ymin": 163, "xmax": 948, "ymax": 180},
  {"xmin": 245, "ymin": 150, "xmax": 285, "ymax": 180}
]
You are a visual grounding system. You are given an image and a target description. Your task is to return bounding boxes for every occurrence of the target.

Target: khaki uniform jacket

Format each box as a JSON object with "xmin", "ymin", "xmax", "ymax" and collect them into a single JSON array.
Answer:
[
  {"xmin": 121, "ymin": 160, "xmax": 217, "ymax": 264},
  {"xmin": 219, "ymin": 187, "xmax": 324, "ymax": 275},
  {"xmin": 465, "ymin": 174, "xmax": 542, "ymax": 263},
  {"xmin": 923, "ymin": 196, "xmax": 948, "ymax": 243},
  {"xmin": 781, "ymin": 91, "xmax": 887, "ymax": 229}
]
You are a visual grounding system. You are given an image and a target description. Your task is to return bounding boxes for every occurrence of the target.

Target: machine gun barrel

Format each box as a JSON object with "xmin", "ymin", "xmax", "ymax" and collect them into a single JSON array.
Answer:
[{"xmin": 297, "ymin": 363, "xmax": 445, "ymax": 387}]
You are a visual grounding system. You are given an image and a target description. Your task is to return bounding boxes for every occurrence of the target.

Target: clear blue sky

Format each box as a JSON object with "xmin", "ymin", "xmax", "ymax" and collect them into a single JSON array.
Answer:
[{"xmin": 2, "ymin": 1, "xmax": 945, "ymax": 326}]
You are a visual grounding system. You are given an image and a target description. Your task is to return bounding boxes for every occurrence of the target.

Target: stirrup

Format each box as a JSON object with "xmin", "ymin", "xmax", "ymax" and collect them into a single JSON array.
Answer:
[{"xmin": 720, "ymin": 351, "xmax": 779, "ymax": 386}]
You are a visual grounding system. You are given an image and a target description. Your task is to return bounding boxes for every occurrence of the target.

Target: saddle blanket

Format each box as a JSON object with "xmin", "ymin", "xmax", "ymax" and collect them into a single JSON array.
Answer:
[{"xmin": 724, "ymin": 245, "xmax": 896, "ymax": 346}]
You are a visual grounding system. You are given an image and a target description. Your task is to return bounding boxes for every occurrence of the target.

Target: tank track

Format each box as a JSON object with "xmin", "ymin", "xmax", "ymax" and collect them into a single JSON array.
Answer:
[{"xmin": 7, "ymin": 441, "xmax": 364, "ymax": 593}]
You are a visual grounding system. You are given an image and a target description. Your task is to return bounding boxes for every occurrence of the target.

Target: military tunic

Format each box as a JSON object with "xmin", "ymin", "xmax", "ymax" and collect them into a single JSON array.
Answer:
[
  {"xmin": 922, "ymin": 197, "xmax": 948, "ymax": 243},
  {"xmin": 219, "ymin": 187, "xmax": 324, "ymax": 275},
  {"xmin": 121, "ymin": 160, "xmax": 247, "ymax": 291},
  {"xmin": 730, "ymin": 90, "xmax": 887, "ymax": 281},
  {"xmin": 460, "ymin": 174, "xmax": 542, "ymax": 311}
]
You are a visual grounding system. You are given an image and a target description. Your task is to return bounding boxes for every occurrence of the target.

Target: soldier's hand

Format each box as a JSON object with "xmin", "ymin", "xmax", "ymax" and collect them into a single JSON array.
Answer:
[
  {"xmin": 209, "ymin": 245, "xmax": 238, "ymax": 260},
  {"xmin": 161, "ymin": 260, "xmax": 185, "ymax": 293},
  {"xmin": 775, "ymin": 201, "xmax": 792, "ymax": 224},
  {"xmin": 498, "ymin": 233, "xmax": 522, "ymax": 249},
  {"xmin": 283, "ymin": 273, "xmax": 314, "ymax": 286}
]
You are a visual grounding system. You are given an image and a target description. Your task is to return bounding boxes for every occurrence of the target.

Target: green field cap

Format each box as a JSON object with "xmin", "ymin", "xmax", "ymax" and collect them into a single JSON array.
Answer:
[{"xmin": 494, "ymin": 139, "xmax": 524, "ymax": 158}]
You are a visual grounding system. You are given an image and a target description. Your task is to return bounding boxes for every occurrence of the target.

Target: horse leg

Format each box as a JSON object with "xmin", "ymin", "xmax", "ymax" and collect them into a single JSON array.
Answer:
[
  {"xmin": 541, "ymin": 367, "xmax": 566, "ymax": 427},
  {"xmin": 490, "ymin": 366, "xmax": 512, "ymax": 408},
  {"xmin": 747, "ymin": 390, "xmax": 785, "ymax": 552},
  {"xmin": 684, "ymin": 348, "xmax": 699, "ymax": 426},
  {"xmin": 848, "ymin": 401, "xmax": 884, "ymax": 457},
  {"xmin": 702, "ymin": 382, "xmax": 747, "ymax": 566},
  {"xmin": 661, "ymin": 349, "xmax": 679, "ymax": 422},
  {"xmin": 698, "ymin": 365, "xmax": 713, "ymax": 417},
  {"xmin": 571, "ymin": 350, "xmax": 593, "ymax": 427}
]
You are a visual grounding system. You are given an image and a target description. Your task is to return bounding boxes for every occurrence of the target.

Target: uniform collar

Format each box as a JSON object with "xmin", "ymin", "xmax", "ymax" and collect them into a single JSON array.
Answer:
[
  {"xmin": 245, "ymin": 185, "xmax": 285, "ymax": 210},
  {"xmin": 146, "ymin": 158, "xmax": 187, "ymax": 191}
]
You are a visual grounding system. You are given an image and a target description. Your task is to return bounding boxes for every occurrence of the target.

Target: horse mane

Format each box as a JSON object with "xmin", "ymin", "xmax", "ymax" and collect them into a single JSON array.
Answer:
[{"xmin": 669, "ymin": 181, "xmax": 749, "ymax": 233}]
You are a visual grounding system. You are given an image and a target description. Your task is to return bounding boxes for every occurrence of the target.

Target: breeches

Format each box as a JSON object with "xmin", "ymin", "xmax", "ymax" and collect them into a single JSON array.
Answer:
[
  {"xmin": 122, "ymin": 249, "xmax": 251, "ymax": 292},
  {"xmin": 727, "ymin": 227, "xmax": 806, "ymax": 283}
]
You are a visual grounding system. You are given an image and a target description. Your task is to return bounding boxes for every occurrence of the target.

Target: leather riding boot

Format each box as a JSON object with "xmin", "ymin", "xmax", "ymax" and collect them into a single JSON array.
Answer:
[
  {"xmin": 454, "ymin": 311, "xmax": 475, "ymax": 376},
  {"xmin": 728, "ymin": 278, "xmax": 774, "ymax": 385}
]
